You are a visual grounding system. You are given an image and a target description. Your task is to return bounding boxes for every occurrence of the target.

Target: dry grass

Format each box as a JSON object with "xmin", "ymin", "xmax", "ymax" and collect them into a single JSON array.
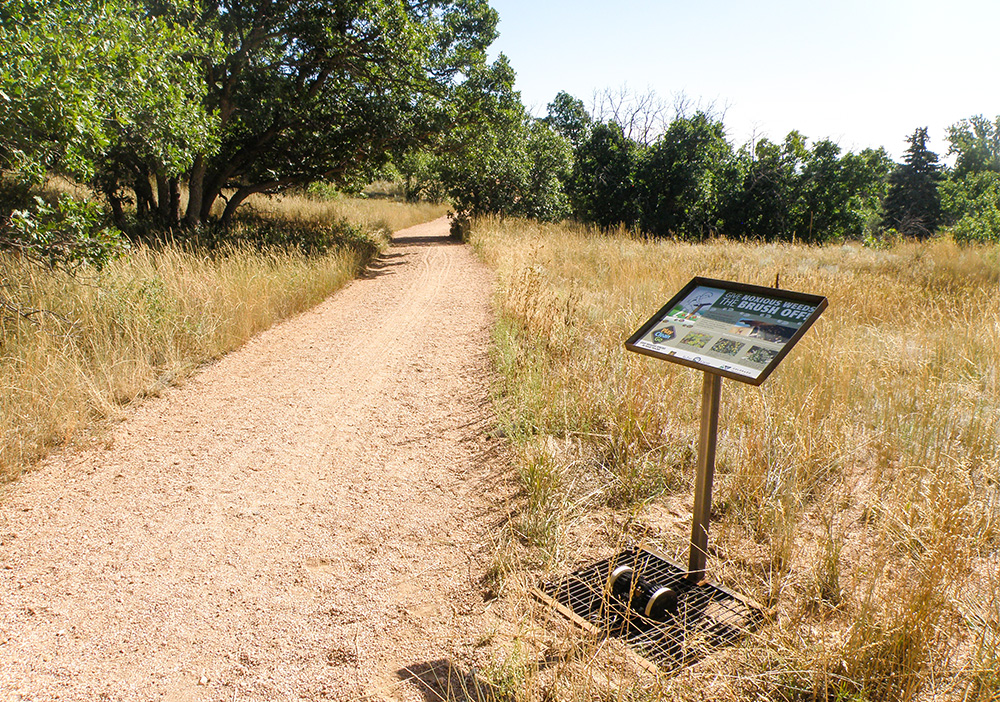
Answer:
[
  {"xmin": 0, "ymin": 195, "xmax": 444, "ymax": 481},
  {"xmin": 42, "ymin": 175, "xmax": 449, "ymax": 235},
  {"xmin": 240, "ymin": 190, "xmax": 449, "ymax": 235},
  {"xmin": 470, "ymin": 216, "xmax": 1000, "ymax": 701}
]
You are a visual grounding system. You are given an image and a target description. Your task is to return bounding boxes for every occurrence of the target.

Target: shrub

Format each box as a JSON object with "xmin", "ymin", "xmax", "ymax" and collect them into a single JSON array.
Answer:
[{"xmin": 3, "ymin": 194, "xmax": 127, "ymax": 270}]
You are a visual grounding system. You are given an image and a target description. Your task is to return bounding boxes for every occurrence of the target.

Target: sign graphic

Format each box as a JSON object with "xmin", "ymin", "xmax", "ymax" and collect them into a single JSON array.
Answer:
[{"xmin": 626, "ymin": 277, "xmax": 828, "ymax": 385}]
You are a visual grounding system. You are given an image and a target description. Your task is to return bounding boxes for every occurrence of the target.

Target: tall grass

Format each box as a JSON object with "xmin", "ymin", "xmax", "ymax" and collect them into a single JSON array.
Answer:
[
  {"xmin": 471, "ymin": 216, "xmax": 1000, "ymax": 700},
  {"xmin": 42, "ymin": 174, "xmax": 450, "ymax": 236},
  {"xmin": 0, "ymin": 195, "xmax": 444, "ymax": 481},
  {"xmin": 240, "ymin": 190, "xmax": 449, "ymax": 234}
]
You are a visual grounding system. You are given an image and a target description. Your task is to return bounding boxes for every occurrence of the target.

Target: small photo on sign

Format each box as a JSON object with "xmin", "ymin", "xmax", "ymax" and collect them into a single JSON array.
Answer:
[
  {"xmin": 711, "ymin": 338, "xmax": 745, "ymax": 357},
  {"xmin": 732, "ymin": 319, "xmax": 797, "ymax": 344},
  {"xmin": 669, "ymin": 289, "xmax": 725, "ymax": 323},
  {"xmin": 651, "ymin": 326, "xmax": 676, "ymax": 343},
  {"xmin": 680, "ymin": 332, "xmax": 712, "ymax": 349},
  {"xmin": 746, "ymin": 345, "xmax": 778, "ymax": 365}
]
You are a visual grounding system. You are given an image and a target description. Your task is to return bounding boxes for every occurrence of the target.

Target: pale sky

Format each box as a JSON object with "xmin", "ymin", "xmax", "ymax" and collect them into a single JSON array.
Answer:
[{"xmin": 486, "ymin": 0, "xmax": 1000, "ymax": 161}]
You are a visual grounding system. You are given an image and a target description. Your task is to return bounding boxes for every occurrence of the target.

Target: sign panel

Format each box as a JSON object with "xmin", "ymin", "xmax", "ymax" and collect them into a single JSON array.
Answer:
[{"xmin": 626, "ymin": 277, "xmax": 827, "ymax": 386}]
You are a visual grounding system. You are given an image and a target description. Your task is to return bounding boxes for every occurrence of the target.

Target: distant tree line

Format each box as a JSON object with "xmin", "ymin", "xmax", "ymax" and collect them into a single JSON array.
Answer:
[
  {"xmin": 431, "ymin": 87, "xmax": 1000, "ymax": 244},
  {"xmin": 3, "ymin": 0, "xmax": 1000, "ymax": 258}
]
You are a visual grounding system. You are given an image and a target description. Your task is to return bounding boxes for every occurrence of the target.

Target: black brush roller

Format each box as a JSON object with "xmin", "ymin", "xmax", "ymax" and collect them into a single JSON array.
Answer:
[{"xmin": 607, "ymin": 564, "xmax": 678, "ymax": 621}]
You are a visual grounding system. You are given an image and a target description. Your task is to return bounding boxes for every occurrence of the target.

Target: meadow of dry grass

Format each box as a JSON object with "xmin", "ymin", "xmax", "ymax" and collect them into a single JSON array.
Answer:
[
  {"xmin": 470, "ymin": 216, "xmax": 1000, "ymax": 701},
  {"xmin": 0, "ymin": 194, "xmax": 446, "ymax": 481},
  {"xmin": 241, "ymin": 189, "xmax": 448, "ymax": 235}
]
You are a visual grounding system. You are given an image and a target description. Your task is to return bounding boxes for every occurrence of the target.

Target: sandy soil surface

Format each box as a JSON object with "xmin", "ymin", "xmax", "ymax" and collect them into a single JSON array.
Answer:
[{"xmin": 0, "ymin": 218, "xmax": 511, "ymax": 701}]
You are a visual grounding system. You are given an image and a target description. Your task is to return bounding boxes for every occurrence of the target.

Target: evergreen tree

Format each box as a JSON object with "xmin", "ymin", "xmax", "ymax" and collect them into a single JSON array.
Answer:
[{"xmin": 882, "ymin": 127, "xmax": 942, "ymax": 238}]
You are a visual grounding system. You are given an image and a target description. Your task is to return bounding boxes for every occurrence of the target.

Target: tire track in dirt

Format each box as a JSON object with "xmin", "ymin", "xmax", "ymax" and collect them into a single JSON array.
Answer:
[
  {"xmin": 0, "ymin": 218, "xmax": 510, "ymax": 701},
  {"xmin": 298, "ymin": 238, "xmax": 458, "ymax": 484}
]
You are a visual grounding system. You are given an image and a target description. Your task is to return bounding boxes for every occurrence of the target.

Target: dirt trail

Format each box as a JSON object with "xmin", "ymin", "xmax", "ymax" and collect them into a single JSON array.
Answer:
[{"xmin": 0, "ymin": 218, "xmax": 509, "ymax": 701}]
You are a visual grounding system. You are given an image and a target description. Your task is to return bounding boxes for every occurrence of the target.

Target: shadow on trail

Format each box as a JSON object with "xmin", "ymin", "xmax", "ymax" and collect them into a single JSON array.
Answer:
[
  {"xmin": 396, "ymin": 659, "xmax": 505, "ymax": 702},
  {"xmin": 391, "ymin": 233, "xmax": 462, "ymax": 248},
  {"xmin": 360, "ymin": 251, "xmax": 406, "ymax": 278}
]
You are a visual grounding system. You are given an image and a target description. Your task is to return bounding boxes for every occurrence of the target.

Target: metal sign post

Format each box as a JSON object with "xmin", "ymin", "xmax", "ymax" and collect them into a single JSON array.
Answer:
[
  {"xmin": 689, "ymin": 372, "xmax": 722, "ymax": 581},
  {"xmin": 626, "ymin": 277, "xmax": 827, "ymax": 582}
]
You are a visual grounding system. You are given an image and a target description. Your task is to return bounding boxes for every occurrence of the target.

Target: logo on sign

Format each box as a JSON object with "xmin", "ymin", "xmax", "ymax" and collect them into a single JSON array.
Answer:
[{"xmin": 651, "ymin": 326, "xmax": 676, "ymax": 343}]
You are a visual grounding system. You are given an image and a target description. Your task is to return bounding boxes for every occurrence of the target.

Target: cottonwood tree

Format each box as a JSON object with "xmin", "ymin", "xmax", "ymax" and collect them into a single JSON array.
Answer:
[
  {"xmin": 793, "ymin": 140, "xmax": 892, "ymax": 243},
  {"xmin": 940, "ymin": 171, "xmax": 1000, "ymax": 242},
  {"xmin": 637, "ymin": 112, "xmax": 733, "ymax": 239},
  {"xmin": 435, "ymin": 58, "xmax": 573, "ymax": 222},
  {"xmin": 720, "ymin": 134, "xmax": 892, "ymax": 242},
  {"xmin": 947, "ymin": 114, "xmax": 1000, "ymax": 179},
  {"xmin": 941, "ymin": 115, "xmax": 1000, "ymax": 242},
  {"xmin": 176, "ymin": 0, "xmax": 499, "ymax": 227}
]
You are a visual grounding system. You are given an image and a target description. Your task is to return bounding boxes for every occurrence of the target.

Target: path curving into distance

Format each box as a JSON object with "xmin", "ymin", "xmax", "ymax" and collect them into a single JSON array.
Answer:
[{"xmin": 0, "ymin": 217, "xmax": 510, "ymax": 701}]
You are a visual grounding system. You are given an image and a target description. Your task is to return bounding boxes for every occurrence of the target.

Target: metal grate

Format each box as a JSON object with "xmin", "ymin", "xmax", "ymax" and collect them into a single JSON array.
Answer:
[{"xmin": 538, "ymin": 548, "xmax": 763, "ymax": 669}]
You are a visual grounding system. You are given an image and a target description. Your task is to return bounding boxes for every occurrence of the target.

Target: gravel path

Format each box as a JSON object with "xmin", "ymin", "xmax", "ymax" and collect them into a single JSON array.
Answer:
[{"xmin": 0, "ymin": 218, "xmax": 509, "ymax": 701}]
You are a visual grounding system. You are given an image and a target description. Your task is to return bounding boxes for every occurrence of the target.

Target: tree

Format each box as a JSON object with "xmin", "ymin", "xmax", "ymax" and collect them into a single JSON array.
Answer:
[
  {"xmin": 0, "ymin": 0, "xmax": 212, "ymax": 192},
  {"xmin": 590, "ymin": 86, "xmax": 671, "ymax": 146},
  {"xmin": 796, "ymin": 139, "xmax": 847, "ymax": 242},
  {"xmin": 544, "ymin": 91, "xmax": 591, "ymax": 146},
  {"xmin": 837, "ymin": 147, "xmax": 893, "ymax": 239},
  {"xmin": 947, "ymin": 115, "xmax": 1000, "ymax": 179},
  {"xmin": 941, "ymin": 171, "xmax": 1000, "ymax": 242},
  {"xmin": 720, "ymin": 136, "xmax": 800, "ymax": 241},
  {"xmin": 435, "ymin": 58, "xmax": 572, "ymax": 222},
  {"xmin": 788, "ymin": 141, "xmax": 893, "ymax": 243},
  {"xmin": 942, "ymin": 115, "xmax": 1000, "ymax": 242},
  {"xmin": 569, "ymin": 122, "xmax": 643, "ymax": 229},
  {"xmin": 435, "ymin": 57, "xmax": 529, "ymax": 219},
  {"xmin": 396, "ymin": 150, "xmax": 447, "ymax": 203},
  {"xmin": 882, "ymin": 127, "xmax": 942, "ymax": 238},
  {"xmin": 2, "ymin": 0, "xmax": 501, "ymax": 230},
  {"xmin": 1, "ymin": 0, "xmax": 115, "ymax": 183},
  {"xmin": 0, "ymin": 0, "xmax": 199, "ymax": 259},
  {"xmin": 521, "ymin": 120, "xmax": 573, "ymax": 221},
  {"xmin": 718, "ymin": 134, "xmax": 891, "ymax": 242},
  {"xmin": 167, "ymin": 0, "xmax": 499, "ymax": 227},
  {"xmin": 636, "ymin": 112, "xmax": 733, "ymax": 239}
]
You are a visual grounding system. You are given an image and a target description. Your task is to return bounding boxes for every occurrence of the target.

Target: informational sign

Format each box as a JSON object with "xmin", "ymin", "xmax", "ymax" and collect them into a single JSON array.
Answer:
[{"xmin": 626, "ymin": 277, "xmax": 827, "ymax": 386}]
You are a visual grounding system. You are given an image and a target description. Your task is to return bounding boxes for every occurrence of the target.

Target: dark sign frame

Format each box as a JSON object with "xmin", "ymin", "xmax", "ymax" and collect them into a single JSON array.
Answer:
[{"xmin": 625, "ymin": 276, "xmax": 828, "ymax": 386}]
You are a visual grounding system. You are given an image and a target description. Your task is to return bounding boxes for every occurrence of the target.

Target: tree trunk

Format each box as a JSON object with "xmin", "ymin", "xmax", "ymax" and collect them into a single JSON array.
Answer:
[
  {"xmin": 168, "ymin": 178, "xmax": 181, "ymax": 226},
  {"xmin": 219, "ymin": 187, "xmax": 255, "ymax": 227},
  {"xmin": 200, "ymin": 179, "xmax": 222, "ymax": 225},
  {"xmin": 134, "ymin": 174, "xmax": 154, "ymax": 219},
  {"xmin": 219, "ymin": 177, "xmax": 300, "ymax": 227},
  {"xmin": 185, "ymin": 155, "xmax": 206, "ymax": 227},
  {"xmin": 156, "ymin": 174, "xmax": 170, "ymax": 222},
  {"xmin": 104, "ymin": 187, "xmax": 125, "ymax": 229}
]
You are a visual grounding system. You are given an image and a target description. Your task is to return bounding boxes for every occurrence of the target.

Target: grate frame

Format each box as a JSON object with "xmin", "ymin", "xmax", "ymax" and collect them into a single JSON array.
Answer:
[{"xmin": 537, "ymin": 547, "xmax": 764, "ymax": 669}]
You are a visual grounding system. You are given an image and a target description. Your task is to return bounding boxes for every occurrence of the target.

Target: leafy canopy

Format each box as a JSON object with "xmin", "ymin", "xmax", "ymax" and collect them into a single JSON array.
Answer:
[
  {"xmin": 0, "ymin": 0, "xmax": 215, "ymax": 184},
  {"xmin": 435, "ymin": 57, "xmax": 573, "ymax": 223},
  {"xmin": 182, "ymin": 0, "xmax": 500, "ymax": 225}
]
